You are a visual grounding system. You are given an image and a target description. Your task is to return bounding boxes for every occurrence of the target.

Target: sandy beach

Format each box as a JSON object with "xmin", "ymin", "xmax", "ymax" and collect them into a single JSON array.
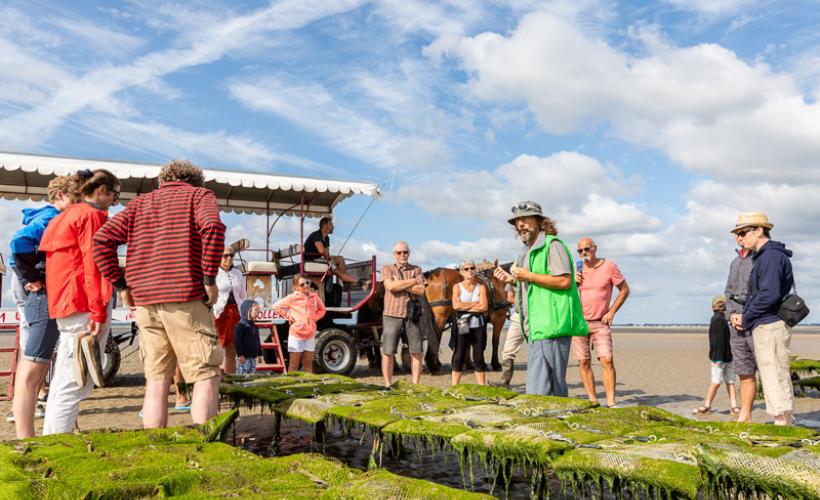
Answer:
[{"xmin": 1, "ymin": 326, "xmax": 818, "ymax": 441}]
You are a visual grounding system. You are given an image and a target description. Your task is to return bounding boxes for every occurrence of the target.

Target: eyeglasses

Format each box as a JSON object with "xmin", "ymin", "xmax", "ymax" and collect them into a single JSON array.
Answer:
[
  {"xmin": 111, "ymin": 190, "xmax": 121, "ymax": 202},
  {"xmin": 462, "ymin": 267, "xmax": 476, "ymax": 271},
  {"xmin": 577, "ymin": 247, "xmax": 594, "ymax": 254},
  {"xmin": 394, "ymin": 250, "xmax": 409, "ymax": 255},
  {"xmin": 736, "ymin": 227, "xmax": 758, "ymax": 237}
]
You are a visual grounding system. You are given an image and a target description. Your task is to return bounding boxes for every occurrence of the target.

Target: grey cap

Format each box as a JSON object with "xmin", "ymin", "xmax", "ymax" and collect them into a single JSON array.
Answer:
[{"xmin": 508, "ymin": 200, "xmax": 544, "ymax": 225}]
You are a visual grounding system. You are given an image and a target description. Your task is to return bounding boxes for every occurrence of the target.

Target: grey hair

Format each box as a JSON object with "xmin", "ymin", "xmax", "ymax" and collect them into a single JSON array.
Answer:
[{"xmin": 459, "ymin": 259, "xmax": 476, "ymax": 270}]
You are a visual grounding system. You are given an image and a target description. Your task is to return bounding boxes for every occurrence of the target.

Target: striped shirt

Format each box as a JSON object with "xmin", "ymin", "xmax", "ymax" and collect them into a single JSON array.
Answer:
[
  {"xmin": 92, "ymin": 182, "xmax": 226, "ymax": 306},
  {"xmin": 382, "ymin": 263, "xmax": 422, "ymax": 318}
]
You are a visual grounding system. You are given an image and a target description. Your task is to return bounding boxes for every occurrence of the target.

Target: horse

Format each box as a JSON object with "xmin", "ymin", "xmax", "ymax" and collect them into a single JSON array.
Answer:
[{"xmin": 424, "ymin": 261, "xmax": 512, "ymax": 372}]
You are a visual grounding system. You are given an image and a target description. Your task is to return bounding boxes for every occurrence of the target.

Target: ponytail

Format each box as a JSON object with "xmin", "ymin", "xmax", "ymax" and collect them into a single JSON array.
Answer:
[{"xmin": 78, "ymin": 169, "xmax": 119, "ymax": 197}]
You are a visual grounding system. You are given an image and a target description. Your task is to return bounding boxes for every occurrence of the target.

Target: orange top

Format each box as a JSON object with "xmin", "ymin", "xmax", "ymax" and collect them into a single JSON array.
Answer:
[
  {"xmin": 273, "ymin": 291, "xmax": 326, "ymax": 339},
  {"xmin": 39, "ymin": 203, "xmax": 112, "ymax": 322}
]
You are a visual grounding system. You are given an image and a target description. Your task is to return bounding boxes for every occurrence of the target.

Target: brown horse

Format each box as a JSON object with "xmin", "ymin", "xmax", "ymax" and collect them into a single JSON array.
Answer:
[{"xmin": 424, "ymin": 261, "xmax": 512, "ymax": 371}]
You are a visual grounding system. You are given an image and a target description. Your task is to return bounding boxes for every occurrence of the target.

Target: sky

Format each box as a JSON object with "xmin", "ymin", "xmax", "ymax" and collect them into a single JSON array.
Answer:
[{"xmin": 1, "ymin": 0, "xmax": 820, "ymax": 324}]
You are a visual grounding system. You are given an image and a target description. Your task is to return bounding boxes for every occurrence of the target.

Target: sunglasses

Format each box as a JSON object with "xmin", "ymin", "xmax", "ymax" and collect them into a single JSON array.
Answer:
[
  {"xmin": 511, "ymin": 202, "xmax": 540, "ymax": 213},
  {"xmin": 222, "ymin": 254, "xmax": 234, "ymax": 258},
  {"xmin": 394, "ymin": 250, "xmax": 409, "ymax": 255},
  {"xmin": 297, "ymin": 281, "xmax": 311, "ymax": 287},
  {"xmin": 577, "ymin": 247, "xmax": 594, "ymax": 254},
  {"xmin": 462, "ymin": 267, "xmax": 476, "ymax": 271},
  {"xmin": 736, "ymin": 227, "xmax": 758, "ymax": 237},
  {"xmin": 111, "ymin": 189, "xmax": 121, "ymax": 202}
]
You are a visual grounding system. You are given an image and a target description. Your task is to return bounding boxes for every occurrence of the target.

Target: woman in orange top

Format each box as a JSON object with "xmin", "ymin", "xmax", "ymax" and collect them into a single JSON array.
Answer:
[
  {"xmin": 273, "ymin": 274, "xmax": 326, "ymax": 373},
  {"xmin": 39, "ymin": 169, "xmax": 120, "ymax": 435}
]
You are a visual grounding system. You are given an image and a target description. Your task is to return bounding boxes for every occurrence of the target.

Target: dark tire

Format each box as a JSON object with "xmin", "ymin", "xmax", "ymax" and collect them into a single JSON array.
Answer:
[
  {"xmin": 314, "ymin": 328, "xmax": 358, "ymax": 375},
  {"xmin": 100, "ymin": 335, "xmax": 121, "ymax": 387}
]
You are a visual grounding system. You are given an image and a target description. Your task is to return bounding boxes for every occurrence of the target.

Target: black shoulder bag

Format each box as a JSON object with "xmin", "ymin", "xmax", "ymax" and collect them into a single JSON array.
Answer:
[
  {"xmin": 778, "ymin": 281, "xmax": 809, "ymax": 327},
  {"xmin": 399, "ymin": 266, "xmax": 422, "ymax": 323}
]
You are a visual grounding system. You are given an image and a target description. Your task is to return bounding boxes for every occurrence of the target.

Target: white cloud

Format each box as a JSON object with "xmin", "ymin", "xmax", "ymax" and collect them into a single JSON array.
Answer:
[
  {"xmin": 48, "ymin": 16, "xmax": 144, "ymax": 58},
  {"xmin": 662, "ymin": 0, "xmax": 759, "ymax": 15},
  {"xmin": 431, "ymin": 10, "xmax": 820, "ymax": 182}
]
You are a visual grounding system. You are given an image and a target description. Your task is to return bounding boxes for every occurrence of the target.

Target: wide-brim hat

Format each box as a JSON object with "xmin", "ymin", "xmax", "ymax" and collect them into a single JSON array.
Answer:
[
  {"xmin": 508, "ymin": 200, "xmax": 544, "ymax": 225},
  {"xmin": 730, "ymin": 212, "xmax": 774, "ymax": 233}
]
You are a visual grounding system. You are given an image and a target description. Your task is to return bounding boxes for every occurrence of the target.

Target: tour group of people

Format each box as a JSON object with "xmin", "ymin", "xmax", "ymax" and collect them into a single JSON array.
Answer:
[{"xmin": 5, "ymin": 159, "xmax": 799, "ymax": 437}]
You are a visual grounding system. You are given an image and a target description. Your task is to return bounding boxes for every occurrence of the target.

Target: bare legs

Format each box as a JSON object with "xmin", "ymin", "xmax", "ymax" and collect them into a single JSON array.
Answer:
[
  {"xmin": 174, "ymin": 366, "xmax": 189, "ymax": 407},
  {"xmin": 12, "ymin": 360, "xmax": 50, "ymax": 438},
  {"xmin": 579, "ymin": 359, "xmax": 597, "ymax": 404},
  {"xmin": 737, "ymin": 375, "xmax": 756, "ymax": 423},
  {"xmin": 410, "ymin": 352, "xmax": 422, "ymax": 384},
  {"xmin": 331, "ymin": 256, "xmax": 358, "ymax": 284},
  {"xmin": 579, "ymin": 356, "xmax": 617, "ymax": 406},
  {"xmin": 381, "ymin": 353, "xmax": 395, "ymax": 387},
  {"xmin": 222, "ymin": 344, "xmax": 236, "ymax": 374},
  {"xmin": 144, "ymin": 374, "xmax": 220, "ymax": 428},
  {"xmin": 288, "ymin": 351, "xmax": 314, "ymax": 373}
]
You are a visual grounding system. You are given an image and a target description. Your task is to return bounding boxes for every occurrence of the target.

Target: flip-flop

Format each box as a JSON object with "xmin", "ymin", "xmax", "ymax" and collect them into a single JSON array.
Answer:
[
  {"xmin": 175, "ymin": 401, "xmax": 192, "ymax": 412},
  {"xmin": 731, "ymin": 406, "xmax": 741, "ymax": 416}
]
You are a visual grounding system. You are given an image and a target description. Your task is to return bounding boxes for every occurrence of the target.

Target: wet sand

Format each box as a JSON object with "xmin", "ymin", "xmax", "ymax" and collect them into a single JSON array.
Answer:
[{"xmin": 1, "ymin": 327, "xmax": 819, "ymax": 440}]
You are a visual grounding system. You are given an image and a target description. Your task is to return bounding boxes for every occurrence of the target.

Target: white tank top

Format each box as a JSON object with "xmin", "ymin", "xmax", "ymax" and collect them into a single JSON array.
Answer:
[{"xmin": 458, "ymin": 282, "xmax": 481, "ymax": 328}]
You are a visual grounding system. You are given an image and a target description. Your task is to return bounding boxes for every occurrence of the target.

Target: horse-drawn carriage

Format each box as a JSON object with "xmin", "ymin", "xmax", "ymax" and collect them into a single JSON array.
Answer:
[{"xmin": 0, "ymin": 152, "xmax": 382, "ymax": 389}]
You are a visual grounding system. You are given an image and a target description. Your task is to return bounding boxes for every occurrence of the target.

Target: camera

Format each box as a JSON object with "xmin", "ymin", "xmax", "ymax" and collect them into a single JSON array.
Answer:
[{"xmin": 728, "ymin": 293, "xmax": 747, "ymax": 305}]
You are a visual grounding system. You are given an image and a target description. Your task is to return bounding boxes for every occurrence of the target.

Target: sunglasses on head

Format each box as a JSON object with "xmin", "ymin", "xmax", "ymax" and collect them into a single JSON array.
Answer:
[
  {"xmin": 394, "ymin": 250, "xmax": 409, "ymax": 255},
  {"xmin": 577, "ymin": 246, "xmax": 593, "ymax": 254},
  {"xmin": 736, "ymin": 227, "xmax": 758, "ymax": 237},
  {"xmin": 511, "ymin": 202, "xmax": 540, "ymax": 213}
]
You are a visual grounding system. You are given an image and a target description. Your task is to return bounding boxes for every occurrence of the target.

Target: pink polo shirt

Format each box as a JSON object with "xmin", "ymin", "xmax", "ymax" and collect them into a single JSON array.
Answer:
[{"xmin": 578, "ymin": 260, "xmax": 624, "ymax": 321}]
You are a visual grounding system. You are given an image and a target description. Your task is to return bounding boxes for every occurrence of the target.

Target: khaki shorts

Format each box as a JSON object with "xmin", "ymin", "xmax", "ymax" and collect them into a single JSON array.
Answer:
[
  {"xmin": 571, "ymin": 320, "xmax": 613, "ymax": 361},
  {"xmin": 136, "ymin": 300, "xmax": 223, "ymax": 383}
]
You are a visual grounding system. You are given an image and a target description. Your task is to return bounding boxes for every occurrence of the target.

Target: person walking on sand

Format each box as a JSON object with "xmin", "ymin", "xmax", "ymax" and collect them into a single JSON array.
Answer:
[
  {"xmin": 693, "ymin": 295, "xmax": 739, "ymax": 416},
  {"xmin": 10, "ymin": 174, "xmax": 80, "ymax": 437},
  {"xmin": 728, "ymin": 212, "xmax": 796, "ymax": 426},
  {"xmin": 273, "ymin": 274, "xmax": 326, "ymax": 373},
  {"xmin": 724, "ymin": 231, "xmax": 757, "ymax": 423},
  {"xmin": 381, "ymin": 241, "xmax": 425, "ymax": 387},
  {"xmin": 451, "ymin": 259, "xmax": 489, "ymax": 386},
  {"xmin": 493, "ymin": 201, "xmax": 588, "ymax": 396},
  {"xmin": 214, "ymin": 247, "xmax": 247, "ymax": 374},
  {"xmin": 573, "ymin": 238, "xmax": 630, "ymax": 408},
  {"xmin": 93, "ymin": 160, "xmax": 226, "ymax": 429},
  {"xmin": 39, "ymin": 169, "xmax": 119, "ymax": 435}
]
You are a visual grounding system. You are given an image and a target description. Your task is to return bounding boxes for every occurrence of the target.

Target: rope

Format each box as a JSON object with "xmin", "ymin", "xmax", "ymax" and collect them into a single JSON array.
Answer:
[{"xmin": 336, "ymin": 192, "xmax": 377, "ymax": 256}]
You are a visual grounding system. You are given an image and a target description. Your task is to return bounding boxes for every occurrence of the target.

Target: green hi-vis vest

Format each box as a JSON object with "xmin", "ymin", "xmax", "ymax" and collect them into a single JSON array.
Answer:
[{"xmin": 521, "ymin": 235, "xmax": 589, "ymax": 342}]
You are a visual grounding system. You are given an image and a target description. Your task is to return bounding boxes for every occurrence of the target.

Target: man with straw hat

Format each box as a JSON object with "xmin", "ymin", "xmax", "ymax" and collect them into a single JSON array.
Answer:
[
  {"xmin": 728, "ymin": 212, "xmax": 796, "ymax": 426},
  {"xmin": 493, "ymin": 201, "xmax": 588, "ymax": 396}
]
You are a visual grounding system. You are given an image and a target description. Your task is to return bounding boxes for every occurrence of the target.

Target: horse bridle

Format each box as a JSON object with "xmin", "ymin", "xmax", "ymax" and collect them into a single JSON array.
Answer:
[{"xmin": 426, "ymin": 270, "xmax": 452, "ymax": 308}]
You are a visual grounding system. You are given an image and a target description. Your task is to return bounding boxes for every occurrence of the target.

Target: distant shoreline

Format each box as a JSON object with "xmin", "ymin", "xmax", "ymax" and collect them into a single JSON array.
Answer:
[{"xmin": 612, "ymin": 326, "xmax": 820, "ymax": 335}]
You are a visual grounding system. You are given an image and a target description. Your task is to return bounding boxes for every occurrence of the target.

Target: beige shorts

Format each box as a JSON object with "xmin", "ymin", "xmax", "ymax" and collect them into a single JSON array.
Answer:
[
  {"xmin": 572, "ymin": 320, "xmax": 613, "ymax": 361},
  {"xmin": 136, "ymin": 300, "xmax": 223, "ymax": 383}
]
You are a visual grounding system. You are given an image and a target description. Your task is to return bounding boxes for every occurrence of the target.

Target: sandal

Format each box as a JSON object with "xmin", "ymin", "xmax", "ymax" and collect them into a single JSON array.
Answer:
[
  {"xmin": 731, "ymin": 406, "xmax": 741, "ymax": 416},
  {"xmin": 692, "ymin": 405, "xmax": 712, "ymax": 415}
]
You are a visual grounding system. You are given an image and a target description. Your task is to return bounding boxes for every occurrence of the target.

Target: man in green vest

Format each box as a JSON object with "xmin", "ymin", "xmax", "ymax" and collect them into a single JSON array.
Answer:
[{"xmin": 493, "ymin": 201, "xmax": 588, "ymax": 396}]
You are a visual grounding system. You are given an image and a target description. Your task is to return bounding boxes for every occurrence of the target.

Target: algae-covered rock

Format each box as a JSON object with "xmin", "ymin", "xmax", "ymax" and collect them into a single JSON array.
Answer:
[
  {"xmin": 326, "ymin": 393, "xmax": 481, "ymax": 431},
  {"xmin": 498, "ymin": 393, "xmax": 598, "ymax": 418},
  {"xmin": 562, "ymin": 406, "xmax": 685, "ymax": 436},
  {"xmin": 795, "ymin": 376, "xmax": 820, "ymax": 395},
  {"xmin": 443, "ymin": 383, "xmax": 519, "ymax": 402},
  {"xmin": 791, "ymin": 358, "xmax": 820, "ymax": 376},
  {"xmin": 220, "ymin": 371, "xmax": 382, "ymax": 409},
  {"xmin": 326, "ymin": 468, "xmax": 492, "ymax": 499}
]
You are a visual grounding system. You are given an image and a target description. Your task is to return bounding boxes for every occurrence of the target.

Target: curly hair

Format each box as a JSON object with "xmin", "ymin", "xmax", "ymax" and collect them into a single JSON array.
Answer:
[
  {"xmin": 47, "ymin": 174, "xmax": 81, "ymax": 203},
  {"xmin": 511, "ymin": 216, "xmax": 558, "ymax": 236},
  {"xmin": 159, "ymin": 159, "xmax": 204, "ymax": 187}
]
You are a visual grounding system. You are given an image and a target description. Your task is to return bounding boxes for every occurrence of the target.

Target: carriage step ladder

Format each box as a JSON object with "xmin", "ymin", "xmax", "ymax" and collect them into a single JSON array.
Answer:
[
  {"xmin": 255, "ymin": 322, "xmax": 287, "ymax": 373},
  {"xmin": 0, "ymin": 325, "xmax": 19, "ymax": 400}
]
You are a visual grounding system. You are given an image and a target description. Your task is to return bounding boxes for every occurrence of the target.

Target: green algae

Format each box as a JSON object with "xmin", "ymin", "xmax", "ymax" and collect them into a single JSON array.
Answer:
[
  {"xmin": 326, "ymin": 468, "xmax": 492, "ymax": 499},
  {"xmin": 791, "ymin": 358, "xmax": 820, "ymax": 375},
  {"xmin": 443, "ymin": 383, "xmax": 519, "ymax": 402},
  {"xmin": 562, "ymin": 406, "xmax": 685, "ymax": 436},
  {"xmin": 499, "ymin": 393, "xmax": 599, "ymax": 418}
]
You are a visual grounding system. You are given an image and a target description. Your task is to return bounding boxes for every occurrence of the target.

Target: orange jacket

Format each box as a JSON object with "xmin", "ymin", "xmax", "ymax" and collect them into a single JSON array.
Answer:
[
  {"xmin": 273, "ymin": 291, "xmax": 326, "ymax": 339},
  {"xmin": 39, "ymin": 203, "xmax": 112, "ymax": 322}
]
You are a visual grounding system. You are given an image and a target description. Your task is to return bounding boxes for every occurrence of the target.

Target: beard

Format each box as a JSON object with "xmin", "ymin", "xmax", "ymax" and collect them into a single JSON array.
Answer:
[{"xmin": 517, "ymin": 227, "xmax": 534, "ymax": 243}]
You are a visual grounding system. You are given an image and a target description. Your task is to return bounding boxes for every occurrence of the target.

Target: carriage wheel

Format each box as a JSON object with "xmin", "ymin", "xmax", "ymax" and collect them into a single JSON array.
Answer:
[
  {"xmin": 99, "ymin": 335, "xmax": 121, "ymax": 387},
  {"xmin": 314, "ymin": 328, "xmax": 358, "ymax": 375}
]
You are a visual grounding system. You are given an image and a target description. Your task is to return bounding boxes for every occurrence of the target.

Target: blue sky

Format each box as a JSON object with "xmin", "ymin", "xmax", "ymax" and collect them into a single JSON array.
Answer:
[{"xmin": 2, "ymin": 0, "xmax": 820, "ymax": 323}]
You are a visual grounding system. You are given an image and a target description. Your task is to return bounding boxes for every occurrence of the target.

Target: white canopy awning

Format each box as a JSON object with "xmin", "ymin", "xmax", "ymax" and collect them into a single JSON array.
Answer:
[{"xmin": 0, "ymin": 152, "xmax": 380, "ymax": 217}]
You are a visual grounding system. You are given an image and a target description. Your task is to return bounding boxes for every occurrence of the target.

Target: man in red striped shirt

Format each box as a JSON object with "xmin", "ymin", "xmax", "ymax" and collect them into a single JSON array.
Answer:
[{"xmin": 93, "ymin": 160, "xmax": 226, "ymax": 428}]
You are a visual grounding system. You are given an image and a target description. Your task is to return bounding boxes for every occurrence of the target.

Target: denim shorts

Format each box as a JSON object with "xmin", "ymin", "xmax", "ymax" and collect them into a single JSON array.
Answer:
[{"xmin": 22, "ymin": 290, "xmax": 60, "ymax": 364}]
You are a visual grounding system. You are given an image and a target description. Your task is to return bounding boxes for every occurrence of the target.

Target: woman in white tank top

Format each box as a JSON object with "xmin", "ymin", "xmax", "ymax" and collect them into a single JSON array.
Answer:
[{"xmin": 451, "ymin": 259, "xmax": 489, "ymax": 386}]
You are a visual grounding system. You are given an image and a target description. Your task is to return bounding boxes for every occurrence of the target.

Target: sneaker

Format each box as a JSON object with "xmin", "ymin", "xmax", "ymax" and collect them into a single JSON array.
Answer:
[
  {"xmin": 5, "ymin": 411, "xmax": 14, "ymax": 423},
  {"xmin": 34, "ymin": 402, "xmax": 46, "ymax": 419},
  {"xmin": 80, "ymin": 333, "xmax": 105, "ymax": 388},
  {"xmin": 74, "ymin": 333, "xmax": 88, "ymax": 387}
]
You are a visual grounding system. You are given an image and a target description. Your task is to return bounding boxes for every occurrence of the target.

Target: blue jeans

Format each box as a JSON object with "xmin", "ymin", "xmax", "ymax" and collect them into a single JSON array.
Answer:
[
  {"xmin": 22, "ymin": 289, "xmax": 59, "ymax": 364},
  {"xmin": 236, "ymin": 357, "xmax": 257, "ymax": 375},
  {"xmin": 526, "ymin": 337, "xmax": 572, "ymax": 396}
]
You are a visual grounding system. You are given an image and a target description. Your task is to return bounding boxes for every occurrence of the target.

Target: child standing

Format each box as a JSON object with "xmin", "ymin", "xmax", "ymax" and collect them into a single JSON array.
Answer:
[
  {"xmin": 273, "ymin": 274, "xmax": 326, "ymax": 373},
  {"xmin": 694, "ymin": 295, "xmax": 739, "ymax": 416},
  {"xmin": 234, "ymin": 300, "xmax": 262, "ymax": 375}
]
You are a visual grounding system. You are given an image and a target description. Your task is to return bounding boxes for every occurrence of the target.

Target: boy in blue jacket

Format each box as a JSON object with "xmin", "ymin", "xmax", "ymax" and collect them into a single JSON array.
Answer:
[
  {"xmin": 234, "ymin": 300, "xmax": 262, "ymax": 375},
  {"xmin": 10, "ymin": 175, "xmax": 79, "ymax": 437},
  {"xmin": 728, "ymin": 212, "xmax": 795, "ymax": 426}
]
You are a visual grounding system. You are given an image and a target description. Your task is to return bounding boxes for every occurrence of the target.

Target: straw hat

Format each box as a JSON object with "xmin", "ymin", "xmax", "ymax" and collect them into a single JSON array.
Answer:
[{"xmin": 730, "ymin": 212, "xmax": 773, "ymax": 234}]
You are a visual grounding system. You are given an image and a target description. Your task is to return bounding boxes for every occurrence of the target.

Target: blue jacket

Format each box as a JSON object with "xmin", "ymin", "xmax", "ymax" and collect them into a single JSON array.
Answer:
[
  {"xmin": 9, "ymin": 205, "xmax": 60, "ymax": 284},
  {"xmin": 742, "ymin": 240, "xmax": 793, "ymax": 332},
  {"xmin": 234, "ymin": 300, "xmax": 262, "ymax": 358}
]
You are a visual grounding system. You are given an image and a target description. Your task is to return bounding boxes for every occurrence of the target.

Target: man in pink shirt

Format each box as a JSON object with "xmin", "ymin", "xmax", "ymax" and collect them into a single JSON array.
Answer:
[{"xmin": 573, "ymin": 238, "xmax": 630, "ymax": 407}]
